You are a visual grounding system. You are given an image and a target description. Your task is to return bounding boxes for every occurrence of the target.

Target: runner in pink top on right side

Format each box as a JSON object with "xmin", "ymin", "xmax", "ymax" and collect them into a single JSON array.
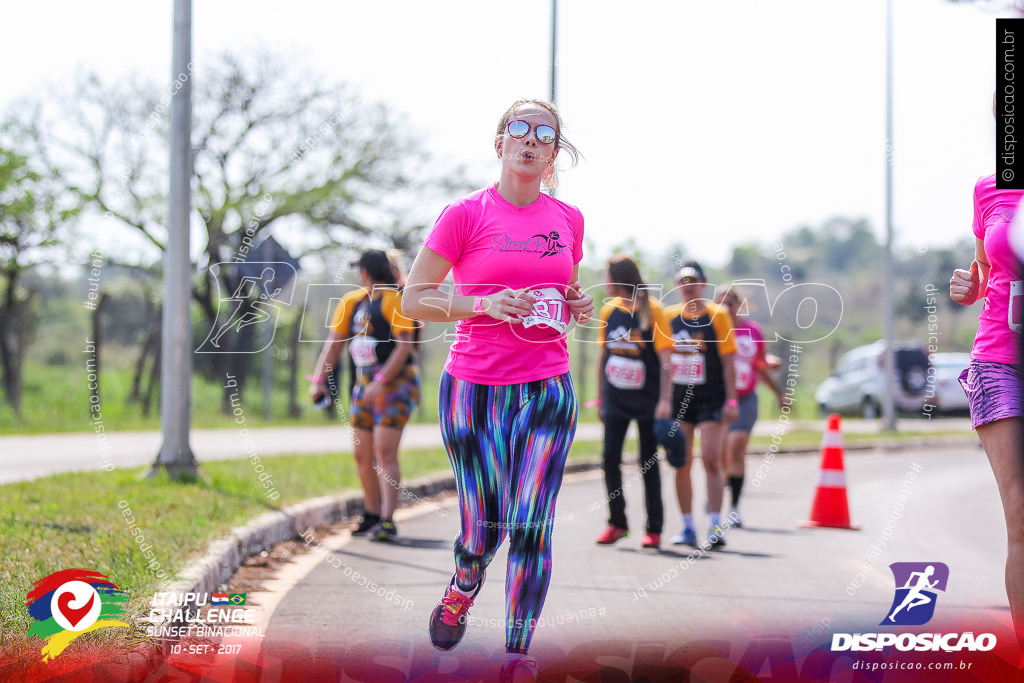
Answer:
[
  {"xmin": 949, "ymin": 151, "xmax": 1023, "ymax": 647},
  {"xmin": 968, "ymin": 175, "xmax": 1022, "ymax": 365}
]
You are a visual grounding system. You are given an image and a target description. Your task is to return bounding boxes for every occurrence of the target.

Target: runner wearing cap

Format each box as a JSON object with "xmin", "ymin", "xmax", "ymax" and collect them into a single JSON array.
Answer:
[
  {"xmin": 594, "ymin": 256, "xmax": 673, "ymax": 549},
  {"xmin": 657, "ymin": 261, "xmax": 738, "ymax": 549},
  {"xmin": 402, "ymin": 99, "xmax": 592, "ymax": 679},
  {"xmin": 309, "ymin": 249, "xmax": 420, "ymax": 542}
]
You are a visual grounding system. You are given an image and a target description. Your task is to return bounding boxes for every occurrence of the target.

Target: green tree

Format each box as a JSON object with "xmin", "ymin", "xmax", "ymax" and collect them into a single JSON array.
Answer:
[
  {"xmin": 0, "ymin": 141, "xmax": 77, "ymax": 414},
  {"xmin": 726, "ymin": 243, "xmax": 765, "ymax": 276}
]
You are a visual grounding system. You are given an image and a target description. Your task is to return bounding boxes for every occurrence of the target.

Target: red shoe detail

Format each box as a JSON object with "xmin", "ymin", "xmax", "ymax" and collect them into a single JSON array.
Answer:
[
  {"xmin": 595, "ymin": 526, "xmax": 629, "ymax": 545},
  {"xmin": 641, "ymin": 532, "xmax": 661, "ymax": 548}
]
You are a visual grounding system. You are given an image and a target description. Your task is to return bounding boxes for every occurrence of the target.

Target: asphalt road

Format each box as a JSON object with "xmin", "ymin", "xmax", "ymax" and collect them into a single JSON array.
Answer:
[
  {"xmin": 0, "ymin": 418, "xmax": 973, "ymax": 484},
  {"xmin": 248, "ymin": 444, "xmax": 1010, "ymax": 680}
]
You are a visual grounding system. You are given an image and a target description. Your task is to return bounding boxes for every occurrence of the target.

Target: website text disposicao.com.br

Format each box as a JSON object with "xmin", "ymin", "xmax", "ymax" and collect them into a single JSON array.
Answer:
[{"xmin": 848, "ymin": 659, "xmax": 974, "ymax": 672}]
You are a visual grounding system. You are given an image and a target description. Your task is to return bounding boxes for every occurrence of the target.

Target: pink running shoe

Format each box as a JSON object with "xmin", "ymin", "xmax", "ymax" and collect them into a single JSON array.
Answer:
[{"xmin": 428, "ymin": 574, "xmax": 484, "ymax": 651}]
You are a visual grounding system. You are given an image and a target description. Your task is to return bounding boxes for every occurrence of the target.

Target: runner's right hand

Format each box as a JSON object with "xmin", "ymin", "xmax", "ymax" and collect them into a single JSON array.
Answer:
[{"xmin": 949, "ymin": 261, "xmax": 980, "ymax": 305}]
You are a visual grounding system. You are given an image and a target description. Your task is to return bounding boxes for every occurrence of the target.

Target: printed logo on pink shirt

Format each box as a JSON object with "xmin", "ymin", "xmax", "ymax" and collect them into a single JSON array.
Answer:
[
  {"xmin": 491, "ymin": 231, "xmax": 567, "ymax": 258},
  {"xmin": 994, "ymin": 207, "xmax": 1017, "ymax": 225}
]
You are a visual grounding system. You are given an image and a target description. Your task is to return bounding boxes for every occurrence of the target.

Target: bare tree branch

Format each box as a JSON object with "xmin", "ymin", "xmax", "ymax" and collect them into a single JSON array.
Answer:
[{"xmin": 5, "ymin": 48, "xmax": 474, "ymax": 409}]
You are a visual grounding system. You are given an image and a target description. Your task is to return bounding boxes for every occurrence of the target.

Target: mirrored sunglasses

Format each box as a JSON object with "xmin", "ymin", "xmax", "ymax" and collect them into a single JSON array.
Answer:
[{"xmin": 506, "ymin": 119, "xmax": 557, "ymax": 144}]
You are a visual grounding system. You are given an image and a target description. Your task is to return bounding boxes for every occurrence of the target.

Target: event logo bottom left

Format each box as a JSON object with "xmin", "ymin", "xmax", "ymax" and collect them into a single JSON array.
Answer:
[{"xmin": 25, "ymin": 568, "xmax": 130, "ymax": 662}]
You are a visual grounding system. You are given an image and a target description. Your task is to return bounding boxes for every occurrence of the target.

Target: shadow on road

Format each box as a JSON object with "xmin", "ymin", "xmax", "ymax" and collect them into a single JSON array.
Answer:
[
  {"xmin": 332, "ymin": 543, "xmax": 453, "ymax": 576},
  {"xmin": 374, "ymin": 537, "xmax": 449, "ymax": 550},
  {"xmin": 730, "ymin": 526, "xmax": 799, "ymax": 535},
  {"xmin": 707, "ymin": 549, "xmax": 776, "ymax": 559},
  {"xmin": 646, "ymin": 547, "xmax": 713, "ymax": 559}
]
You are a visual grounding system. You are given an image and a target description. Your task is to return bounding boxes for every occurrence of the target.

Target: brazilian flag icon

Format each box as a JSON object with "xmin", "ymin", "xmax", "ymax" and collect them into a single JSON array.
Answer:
[{"xmin": 229, "ymin": 593, "xmax": 246, "ymax": 606}]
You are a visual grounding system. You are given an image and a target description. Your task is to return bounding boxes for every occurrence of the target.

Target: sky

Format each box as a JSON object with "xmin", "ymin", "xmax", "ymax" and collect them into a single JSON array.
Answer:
[{"xmin": 2, "ymin": 0, "xmax": 1013, "ymax": 269}]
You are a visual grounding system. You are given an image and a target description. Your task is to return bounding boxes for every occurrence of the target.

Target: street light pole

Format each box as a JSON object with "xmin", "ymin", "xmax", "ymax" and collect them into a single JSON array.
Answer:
[
  {"xmin": 550, "ymin": 0, "xmax": 558, "ymax": 106},
  {"xmin": 149, "ymin": 0, "xmax": 198, "ymax": 479},
  {"xmin": 882, "ymin": 0, "xmax": 898, "ymax": 431}
]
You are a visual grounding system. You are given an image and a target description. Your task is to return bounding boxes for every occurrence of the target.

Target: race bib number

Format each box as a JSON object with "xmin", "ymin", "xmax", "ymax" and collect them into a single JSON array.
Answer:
[
  {"xmin": 349, "ymin": 336, "xmax": 379, "ymax": 367},
  {"xmin": 1011, "ymin": 280, "xmax": 1022, "ymax": 335},
  {"xmin": 735, "ymin": 357, "xmax": 754, "ymax": 389},
  {"xmin": 606, "ymin": 355, "xmax": 646, "ymax": 390},
  {"xmin": 521, "ymin": 287, "xmax": 570, "ymax": 335},
  {"xmin": 671, "ymin": 345, "xmax": 706, "ymax": 386}
]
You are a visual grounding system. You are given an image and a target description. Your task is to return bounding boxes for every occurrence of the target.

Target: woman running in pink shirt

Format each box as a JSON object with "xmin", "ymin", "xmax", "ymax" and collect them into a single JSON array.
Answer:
[
  {"xmin": 949, "ymin": 101, "xmax": 1023, "ymax": 642},
  {"xmin": 403, "ymin": 99, "xmax": 593, "ymax": 681}
]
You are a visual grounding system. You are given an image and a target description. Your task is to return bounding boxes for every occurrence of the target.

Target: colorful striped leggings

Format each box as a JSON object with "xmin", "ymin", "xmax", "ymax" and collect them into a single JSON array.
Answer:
[{"xmin": 437, "ymin": 370, "xmax": 578, "ymax": 654}]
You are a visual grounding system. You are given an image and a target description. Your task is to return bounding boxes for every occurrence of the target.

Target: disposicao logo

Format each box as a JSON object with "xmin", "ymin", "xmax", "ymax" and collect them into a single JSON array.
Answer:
[
  {"xmin": 882, "ymin": 562, "xmax": 949, "ymax": 626},
  {"xmin": 831, "ymin": 562, "xmax": 996, "ymax": 653},
  {"xmin": 26, "ymin": 569, "xmax": 130, "ymax": 662}
]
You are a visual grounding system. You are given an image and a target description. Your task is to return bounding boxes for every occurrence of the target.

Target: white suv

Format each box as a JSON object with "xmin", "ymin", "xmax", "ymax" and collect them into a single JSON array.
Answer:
[{"xmin": 815, "ymin": 341, "xmax": 930, "ymax": 418}]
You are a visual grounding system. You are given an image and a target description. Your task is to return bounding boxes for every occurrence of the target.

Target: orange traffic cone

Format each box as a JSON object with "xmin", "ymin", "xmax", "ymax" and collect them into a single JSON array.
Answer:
[{"xmin": 799, "ymin": 414, "xmax": 860, "ymax": 530}]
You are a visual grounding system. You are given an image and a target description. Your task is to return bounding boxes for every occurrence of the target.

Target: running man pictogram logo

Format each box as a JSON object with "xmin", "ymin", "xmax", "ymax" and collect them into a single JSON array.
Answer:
[
  {"xmin": 197, "ymin": 262, "xmax": 297, "ymax": 354},
  {"xmin": 882, "ymin": 562, "xmax": 949, "ymax": 626},
  {"xmin": 205, "ymin": 267, "xmax": 281, "ymax": 348}
]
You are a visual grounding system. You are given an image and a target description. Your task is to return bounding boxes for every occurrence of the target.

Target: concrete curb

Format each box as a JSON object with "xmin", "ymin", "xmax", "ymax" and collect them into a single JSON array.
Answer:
[{"xmin": 149, "ymin": 436, "xmax": 977, "ymax": 637}]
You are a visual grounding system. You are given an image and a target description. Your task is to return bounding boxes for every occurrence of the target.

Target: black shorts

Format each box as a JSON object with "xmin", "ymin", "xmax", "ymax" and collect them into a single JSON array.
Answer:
[{"xmin": 671, "ymin": 388, "xmax": 725, "ymax": 425}]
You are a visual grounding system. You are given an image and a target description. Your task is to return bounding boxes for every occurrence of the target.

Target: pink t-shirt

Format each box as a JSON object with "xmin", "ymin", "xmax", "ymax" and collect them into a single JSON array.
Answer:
[
  {"xmin": 971, "ymin": 175, "xmax": 1023, "ymax": 364},
  {"xmin": 424, "ymin": 185, "xmax": 585, "ymax": 385},
  {"xmin": 731, "ymin": 319, "xmax": 767, "ymax": 397}
]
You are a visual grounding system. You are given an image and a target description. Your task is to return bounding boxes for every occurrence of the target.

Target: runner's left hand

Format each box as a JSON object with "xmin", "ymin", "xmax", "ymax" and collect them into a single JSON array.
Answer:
[
  {"xmin": 655, "ymin": 398, "xmax": 671, "ymax": 421},
  {"xmin": 363, "ymin": 378, "xmax": 384, "ymax": 404}
]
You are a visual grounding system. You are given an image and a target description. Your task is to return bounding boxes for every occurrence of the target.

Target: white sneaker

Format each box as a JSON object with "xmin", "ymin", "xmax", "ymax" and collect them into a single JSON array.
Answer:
[{"xmin": 670, "ymin": 528, "xmax": 698, "ymax": 545}]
